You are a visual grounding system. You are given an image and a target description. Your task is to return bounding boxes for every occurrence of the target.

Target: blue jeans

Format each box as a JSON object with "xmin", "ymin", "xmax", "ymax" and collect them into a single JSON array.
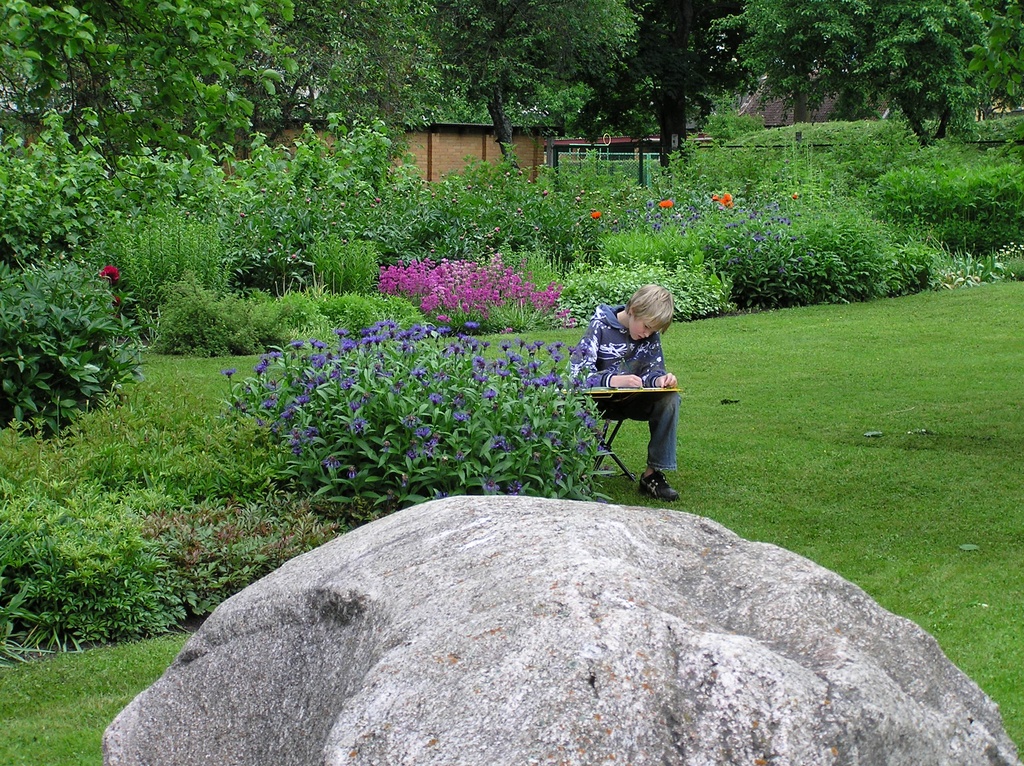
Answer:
[{"xmin": 596, "ymin": 391, "xmax": 679, "ymax": 472}]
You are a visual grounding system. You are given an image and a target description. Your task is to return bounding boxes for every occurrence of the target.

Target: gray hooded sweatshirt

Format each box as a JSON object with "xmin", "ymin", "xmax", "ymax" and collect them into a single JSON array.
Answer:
[{"xmin": 569, "ymin": 304, "xmax": 668, "ymax": 388}]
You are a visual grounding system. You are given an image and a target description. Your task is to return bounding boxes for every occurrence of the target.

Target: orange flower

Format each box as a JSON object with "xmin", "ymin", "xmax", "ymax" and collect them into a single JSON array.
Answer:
[
  {"xmin": 792, "ymin": 192, "xmax": 799, "ymax": 199},
  {"xmin": 658, "ymin": 199, "xmax": 674, "ymax": 209},
  {"xmin": 591, "ymin": 210, "xmax": 602, "ymax": 219},
  {"xmin": 711, "ymin": 194, "xmax": 720, "ymax": 202},
  {"xmin": 721, "ymin": 192, "xmax": 733, "ymax": 208}
]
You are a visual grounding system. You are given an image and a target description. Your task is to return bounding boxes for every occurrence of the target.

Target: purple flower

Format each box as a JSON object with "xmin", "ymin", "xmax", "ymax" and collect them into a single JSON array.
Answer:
[
  {"xmin": 220, "ymin": 368, "xmax": 237, "ymax": 378},
  {"xmin": 322, "ymin": 455, "xmax": 341, "ymax": 470}
]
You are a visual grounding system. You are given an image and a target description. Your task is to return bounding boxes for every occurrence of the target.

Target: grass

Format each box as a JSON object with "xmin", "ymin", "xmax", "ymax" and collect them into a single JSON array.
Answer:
[{"xmin": 1, "ymin": 283, "xmax": 1022, "ymax": 764}]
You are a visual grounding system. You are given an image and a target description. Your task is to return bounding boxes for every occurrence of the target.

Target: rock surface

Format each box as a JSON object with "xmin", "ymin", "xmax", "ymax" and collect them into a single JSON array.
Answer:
[{"xmin": 104, "ymin": 496, "xmax": 1021, "ymax": 766}]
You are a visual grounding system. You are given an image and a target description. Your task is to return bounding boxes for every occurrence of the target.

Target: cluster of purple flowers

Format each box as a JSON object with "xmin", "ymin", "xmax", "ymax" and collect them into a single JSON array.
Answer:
[
  {"xmin": 379, "ymin": 254, "xmax": 562, "ymax": 324},
  {"xmin": 224, "ymin": 320, "xmax": 602, "ymax": 515}
]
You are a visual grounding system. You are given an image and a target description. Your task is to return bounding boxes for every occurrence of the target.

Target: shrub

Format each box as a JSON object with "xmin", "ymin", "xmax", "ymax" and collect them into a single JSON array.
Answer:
[
  {"xmin": 883, "ymin": 241, "xmax": 942, "ymax": 296},
  {"xmin": 379, "ymin": 254, "xmax": 566, "ymax": 332},
  {"xmin": 310, "ymin": 238, "xmax": 380, "ymax": 295},
  {"xmin": 141, "ymin": 495, "xmax": 342, "ymax": 616},
  {"xmin": 0, "ymin": 262, "xmax": 142, "ymax": 435},
  {"xmin": 316, "ymin": 292, "xmax": 424, "ymax": 334},
  {"xmin": 0, "ymin": 113, "xmax": 114, "ymax": 267},
  {"xmin": 152, "ymin": 277, "xmax": 287, "ymax": 357},
  {"xmin": 558, "ymin": 262, "xmax": 734, "ymax": 325},
  {"xmin": 874, "ymin": 162, "xmax": 1024, "ymax": 254},
  {"xmin": 87, "ymin": 207, "xmax": 228, "ymax": 317},
  {"xmin": 225, "ymin": 324, "xmax": 603, "ymax": 520},
  {"xmin": 701, "ymin": 111, "xmax": 765, "ymax": 142},
  {"xmin": 696, "ymin": 200, "xmax": 890, "ymax": 309},
  {"xmin": 0, "ymin": 479, "xmax": 183, "ymax": 650}
]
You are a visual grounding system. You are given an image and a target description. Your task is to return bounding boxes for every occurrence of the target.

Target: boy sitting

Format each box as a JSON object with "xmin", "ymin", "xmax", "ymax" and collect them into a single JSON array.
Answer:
[{"xmin": 569, "ymin": 284, "xmax": 681, "ymax": 501}]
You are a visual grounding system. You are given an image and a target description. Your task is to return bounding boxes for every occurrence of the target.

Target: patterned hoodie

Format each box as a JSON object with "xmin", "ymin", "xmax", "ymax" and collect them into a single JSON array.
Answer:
[{"xmin": 569, "ymin": 304, "xmax": 668, "ymax": 388}]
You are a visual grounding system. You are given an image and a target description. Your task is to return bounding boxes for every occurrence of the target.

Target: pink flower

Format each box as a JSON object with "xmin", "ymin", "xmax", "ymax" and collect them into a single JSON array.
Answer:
[{"xmin": 99, "ymin": 265, "xmax": 120, "ymax": 284}]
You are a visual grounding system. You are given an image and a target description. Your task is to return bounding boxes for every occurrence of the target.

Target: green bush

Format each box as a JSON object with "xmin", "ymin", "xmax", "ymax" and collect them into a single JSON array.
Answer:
[
  {"xmin": 226, "ymin": 325, "xmax": 603, "ymax": 519},
  {"xmin": 0, "ymin": 480, "xmax": 183, "ymax": 649},
  {"xmin": 883, "ymin": 241, "xmax": 942, "ymax": 296},
  {"xmin": 310, "ymin": 237, "xmax": 380, "ymax": 295},
  {"xmin": 700, "ymin": 200, "xmax": 890, "ymax": 308},
  {"xmin": 316, "ymin": 292, "xmax": 424, "ymax": 334},
  {"xmin": 152, "ymin": 278, "xmax": 288, "ymax": 356},
  {"xmin": 0, "ymin": 113, "xmax": 114, "ymax": 267},
  {"xmin": 141, "ymin": 495, "xmax": 342, "ymax": 616},
  {"xmin": 0, "ymin": 262, "xmax": 142, "ymax": 435},
  {"xmin": 558, "ymin": 261, "xmax": 734, "ymax": 325},
  {"xmin": 90, "ymin": 208, "xmax": 229, "ymax": 317},
  {"xmin": 874, "ymin": 162, "xmax": 1024, "ymax": 254},
  {"xmin": 701, "ymin": 111, "xmax": 765, "ymax": 142}
]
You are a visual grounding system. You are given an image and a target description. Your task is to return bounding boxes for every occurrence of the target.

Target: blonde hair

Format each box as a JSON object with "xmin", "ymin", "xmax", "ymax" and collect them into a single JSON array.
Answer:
[{"xmin": 627, "ymin": 284, "xmax": 674, "ymax": 333}]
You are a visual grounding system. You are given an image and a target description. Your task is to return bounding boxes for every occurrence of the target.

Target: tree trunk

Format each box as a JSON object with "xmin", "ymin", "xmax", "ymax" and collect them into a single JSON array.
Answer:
[
  {"xmin": 934, "ymin": 107, "xmax": 950, "ymax": 140},
  {"xmin": 657, "ymin": 0, "xmax": 694, "ymax": 166},
  {"xmin": 793, "ymin": 91, "xmax": 809, "ymax": 124},
  {"xmin": 487, "ymin": 88, "xmax": 518, "ymax": 166}
]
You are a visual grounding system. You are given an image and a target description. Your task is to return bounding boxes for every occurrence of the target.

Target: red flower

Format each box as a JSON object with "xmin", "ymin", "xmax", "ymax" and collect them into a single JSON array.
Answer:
[
  {"xmin": 591, "ymin": 210, "xmax": 602, "ymax": 219},
  {"xmin": 658, "ymin": 199, "xmax": 674, "ymax": 209},
  {"xmin": 100, "ymin": 265, "xmax": 120, "ymax": 284},
  {"xmin": 792, "ymin": 192, "xmax": 799, "ymax": 199}
]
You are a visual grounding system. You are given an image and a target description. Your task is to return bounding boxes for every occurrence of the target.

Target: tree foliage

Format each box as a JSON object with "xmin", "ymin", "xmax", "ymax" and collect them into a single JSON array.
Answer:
[
  {"xmin": 0, "ymin": 0, "xmax": 293, "ymax": 155},
  {"xmin": 239, "ymin": 0, "xmax": 441, "ymax": 137},
  {"xmin": 578, "ymin": 0, "xmax": 746, "ymax": 164},
  {"xmin": 969, "ymin": 0, "xmax": 1024, "ymax": 108},
  {"xmin": 429, "ymin": 0, "xmax": 636, "ymax": 159},
  {"xmin": 736, "ymin": 0, "xmax": 984, "ymax": 140}
]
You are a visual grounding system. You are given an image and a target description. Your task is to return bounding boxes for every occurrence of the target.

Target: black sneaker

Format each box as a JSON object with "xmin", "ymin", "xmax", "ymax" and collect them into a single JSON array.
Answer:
[{"xmin": 638, "ymin": 470, "xmax": 679, "ymax": 501}]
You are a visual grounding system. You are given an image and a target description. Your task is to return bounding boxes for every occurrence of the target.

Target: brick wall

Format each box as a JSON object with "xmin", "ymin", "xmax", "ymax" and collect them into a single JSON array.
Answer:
[{"xmin": 405, "ymin": 124, "xmax": 547, "ymax": 181}]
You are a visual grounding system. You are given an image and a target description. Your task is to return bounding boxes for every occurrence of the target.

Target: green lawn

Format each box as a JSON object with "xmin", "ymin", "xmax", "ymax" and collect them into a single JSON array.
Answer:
[{"xmin": 2, "ymin": 283, "xmax": 1022, "ymax": 764}]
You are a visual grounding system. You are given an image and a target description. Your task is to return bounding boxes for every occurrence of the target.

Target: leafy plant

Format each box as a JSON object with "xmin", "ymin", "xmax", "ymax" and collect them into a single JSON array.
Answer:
[
  {"xmin": 310, "ymin": 237, "xmax": 381, "ymax": 295},
  {"xmin": 89, "ymin": 207, "xmax": 229, "ymax": 317},
  {"xmin": 0, "ymin": 113, "xmax": 113, "ymax": 268},
  {"xmin": 141, "ymin": 495, "xmax": 342, "ymax": 616},
  {"xmin": 697, "ymin": 199, "xmax": 889, "ymax": 309},
  {"xmin": 558, "ymin": 261, "xmax": 734, "ymax": 324},
  {"xmin": 0, "ymin": 262, "xmax": 142, "ymax": 435},
  {"xmin": 932, "ymin": 252, "xmax": 1007, "ymax": 290},
  {"xmin": 225, "ymin": 323, "xmax": 604, "ymax": 519},
  {"xmin": 0, "ymin": 480, "xmax": 184, "ymax": 650},
  {"xmin": 315, "ymin": 292, "xmax": 425, "ymax": 334},
  {"xmin": 152, "ymin": 277, "xmax": 287, "ymax": 356},
  {"xmin": 875, "ymin": 161, "xmax": 1024, "ymax": 255}
]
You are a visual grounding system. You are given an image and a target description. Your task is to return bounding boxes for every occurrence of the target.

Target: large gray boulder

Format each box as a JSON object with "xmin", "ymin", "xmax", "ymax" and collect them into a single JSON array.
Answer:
[{"xmin": 105, "ymin": 496, "xmax": 1020, "ymax": 766}]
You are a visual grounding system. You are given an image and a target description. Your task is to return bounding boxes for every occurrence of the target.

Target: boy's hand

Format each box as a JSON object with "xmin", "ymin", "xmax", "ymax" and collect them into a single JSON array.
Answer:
[
  {"xmin": 610, "ymin": 374, "xmax": 643, "ymax": 388},
  {"xmin": 657, "ymin": 373, "xmax": 678, "ymax": 388}
]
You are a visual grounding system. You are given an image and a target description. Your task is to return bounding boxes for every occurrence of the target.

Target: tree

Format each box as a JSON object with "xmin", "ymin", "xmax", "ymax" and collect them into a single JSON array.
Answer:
[
  {"xmin": 238, "ymin": 0, "xmax": 442, "ymax": 138},
  {"xmin": 856, "ymin": 0, "xmax": 984, "ymax": 139},
  {"xmin": 969, "ymin": 0, "xmax": 1024, "ymax": 109},
  {"xmin": 735, "ymin": 0, "xmax": 985, "ymax": 141},
  {"xmin": 429, "ymin": 0, "xmax": 636, "ymax": 162},
  {"xmin": 578, "ymin": 0, "xmax": 746, "ymax": 165},
  {"xmin": 735, "ymin": 0, "xmax": 870, "ymax": 123},
  {"xmin": 0, "ymin": 0, "xmax": 293, "ymax": 155}
]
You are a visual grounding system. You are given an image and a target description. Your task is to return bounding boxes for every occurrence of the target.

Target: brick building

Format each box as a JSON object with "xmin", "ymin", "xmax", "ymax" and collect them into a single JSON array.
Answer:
[{"xmin": 403, "ymin": 123, "xmax": 549, "ymax": 181}]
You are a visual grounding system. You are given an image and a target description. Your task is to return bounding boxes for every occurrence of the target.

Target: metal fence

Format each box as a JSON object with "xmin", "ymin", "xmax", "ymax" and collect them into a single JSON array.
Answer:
[{"xmin": 552, "ymin": 147, "xmax": 661, "ymax": 186}]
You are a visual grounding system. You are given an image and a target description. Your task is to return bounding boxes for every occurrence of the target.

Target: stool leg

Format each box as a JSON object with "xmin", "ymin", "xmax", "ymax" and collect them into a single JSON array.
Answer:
[{"xmin": 594, "ymin": 420, "xmax": 636, "ymax": 482}]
